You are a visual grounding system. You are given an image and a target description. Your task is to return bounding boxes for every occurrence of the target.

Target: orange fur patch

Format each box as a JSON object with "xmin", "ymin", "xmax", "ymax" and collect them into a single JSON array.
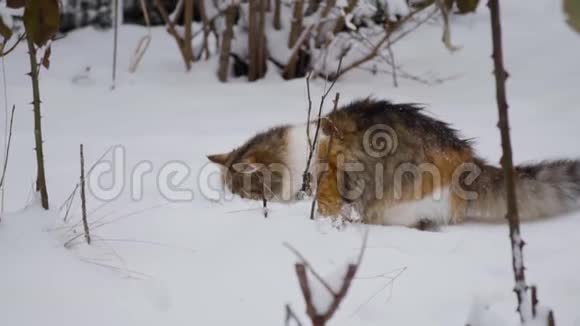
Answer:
[
  {"xmin": 315, "ymin": 138, "xmax": 343, "ymax": 216},
  {"xmin": 427, "ymin": 148, "xmax": 474, "ymax": 223}
]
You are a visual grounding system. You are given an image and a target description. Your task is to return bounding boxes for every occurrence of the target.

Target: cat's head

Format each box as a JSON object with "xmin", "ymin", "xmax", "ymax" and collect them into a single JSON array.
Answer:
[{"xmin": 207, "ymin": 126, "xmax": 295, "ymax": 202}]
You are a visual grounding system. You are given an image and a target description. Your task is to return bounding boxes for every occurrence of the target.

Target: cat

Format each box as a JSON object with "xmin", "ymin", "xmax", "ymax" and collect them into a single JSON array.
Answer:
[{"xmin": 208, "ymin": 99, "xmax": 580, "ymax": 228}]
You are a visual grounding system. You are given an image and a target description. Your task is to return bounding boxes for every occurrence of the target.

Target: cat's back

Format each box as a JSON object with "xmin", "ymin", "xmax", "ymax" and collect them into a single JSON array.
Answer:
[{"xmin": 326, "ymin": 98, "xmax": 470, "ymax": 152}]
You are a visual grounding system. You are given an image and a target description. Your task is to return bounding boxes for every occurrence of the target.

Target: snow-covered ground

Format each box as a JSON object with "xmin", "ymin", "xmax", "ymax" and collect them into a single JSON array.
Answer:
[{"xmin": 1, "ymin": 1, "xmax": 580, "ymax": 325}]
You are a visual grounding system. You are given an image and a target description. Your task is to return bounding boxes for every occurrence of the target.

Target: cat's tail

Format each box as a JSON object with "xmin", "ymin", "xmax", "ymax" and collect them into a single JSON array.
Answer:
[{"xmin": 465, "ymin": 160, "xmax": 580, "ymax": 222}]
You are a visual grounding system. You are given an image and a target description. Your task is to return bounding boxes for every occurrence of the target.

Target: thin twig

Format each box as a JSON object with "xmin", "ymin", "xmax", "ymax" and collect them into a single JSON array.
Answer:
[
  {"xmin": 299, "ymin": 56, "xmax": 343, "ymax": 200},
  {"xmin": 309, "ymin": 92, "xmax": 340, "ymax": 220},
  {"xmin": 531, "ymin": 285, "xmax": 538, "ymax": 318},
  {"xmin": 335, "ymin": 4, "xmax": 436, "ymax": 80},
  {"xmin": 350, "ymin": 266, "xmax": 406, "ymax": 316},
  {"xmin": 63, "ymin": 203, "xmax": 168, "ymax": 247},
  {"xmin": 128, "ymin": 0, "xmax": 152, "ymax": 73},
  {"xmin": 0, "ymin": 33, "xmax": 26, "ymax": 57},
  {"xmin": 59, "ymin": 145, "xmax": 115, "ymax": 212},
  {"xmin": 80, "ymin": 144, "xmax": 91, "ymax": 245},
  {"xmin": 112, "ymin": 0, "xmax": 119, "ymax": 90},
  {"xmin": 289, "ymin": 230, "xmax": 369, "ymax": 326},
  {"xmin": 285, "ymin": 304, "xmax": 304, "ymax": 326},
  {"xmin": 385, "ymin": 34, "xmax": 397, "ymax": 87},
  {"xmin": 284, "ymin": 242, "xmax": 337, "ymax": 296},
  {"xmin": 154, "ymin": 0, "xmax": 192, "ymax": 70},
  {"xmin": 305, "ymin": 71, "xmax": 313, "ymax": 151},
  {"xmin": 0, "ymin": 55, "xmax": 8, "ymax": 221}
]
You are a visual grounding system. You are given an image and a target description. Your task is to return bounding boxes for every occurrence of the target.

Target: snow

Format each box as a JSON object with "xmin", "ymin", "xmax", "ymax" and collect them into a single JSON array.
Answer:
[{"xmin": 1, "ymin": 0, "xmax": 580, "ymax": 325}]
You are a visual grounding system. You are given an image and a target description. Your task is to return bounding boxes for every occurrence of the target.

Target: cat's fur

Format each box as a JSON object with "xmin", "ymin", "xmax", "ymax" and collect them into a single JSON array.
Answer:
[{"xmin": 208, "ymin": 99, "xmax": 580, "ymax": 227}]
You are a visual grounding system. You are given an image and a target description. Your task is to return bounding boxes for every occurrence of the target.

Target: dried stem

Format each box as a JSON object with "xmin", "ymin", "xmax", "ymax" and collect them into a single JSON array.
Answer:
[
  {"xmin": 285, "ymin": 304, "xmax": 304, "ymax": 326},
  {"xmin": 298, "ymin": 56, "xmax": 343, "ymax": 201},
  {"xmin": 128, "ymin": 0, "xmax": 152, "ymax": 73},
  {"xmin": 385, "ymin": 35, "xmax": 398, "ymax": 87},
  {"xmin": 335, "ymin": 4, "xmax": 434, "ymax": 80},
  {"xmin": 305, "ymin": 72, "xmax": 313, "ymax": 151},
  {"xmin": 0, "ymin": 33, "xmax": 26, "ymax": 57},
  {"xmin": 218, "ymin": 4, "xmax": 236, "ymax": 82},
  {"xmin": 488, "ymin": 0, "xmax": 530, "ymax": 322},
  {"xmin": 183, "ymin": 0, "xmax": 194, "ymax": 62},
  {"xmin": 111, "ymin": 0, "xmax": 119, "ymax": 89},
  {"xmin": 284, "ymin": 242, "xmax": 337, "ymax": 296},
  {"xmin": 80, "ymin": 144, "xmax": 91, "ymax": 245},
  {"xmin": 309, "ymin": 92, "xmax": 340, "ymax": 220},
  {"xmin": 59, "ymin": 146, "xmax": 114, "ymax": 213},
  {"xmin": 154, "ymin": 0, "xmax": 192, "ymax": 70},
  {"xmin": 198, "ymin": 0, "xmax": 212, "ymax": 60},
  {"xmin": 531, "ymin": 285, "xmax": 538, "ymax": 318},
  {"xmin": 26, "ymin": 34, "xmax": 49, "ymax": 210},
  {"xmin": 288, "ymin": 230, "xmax": 368, "ymax": 326}
]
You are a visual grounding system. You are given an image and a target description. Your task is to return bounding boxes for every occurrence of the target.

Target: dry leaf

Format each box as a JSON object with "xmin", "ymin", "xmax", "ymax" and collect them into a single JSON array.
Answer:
[
  {"xmin": 41, "ymin": 45, "xmax": 51, "ymax": 69},
  {"xmin": 456, "ymin": 0, "xmax": 479, "ymax": 14},
  {"xmin": 23, "ymin": 0, "xmax": 60, "ymax": 47},
  {"xmin": 564, "ymin": 0, "xmax": 580, "ymax": 34},
  {"xmin": 0, "ymin": 16, "xmax": 13, "ymax": 40}
]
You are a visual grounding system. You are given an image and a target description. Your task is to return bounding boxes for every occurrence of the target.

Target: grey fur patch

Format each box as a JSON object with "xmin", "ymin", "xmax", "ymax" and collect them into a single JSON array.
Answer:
[{"xmin": 468, "ymin": 159, "xmax": 580, "ymax": 221}]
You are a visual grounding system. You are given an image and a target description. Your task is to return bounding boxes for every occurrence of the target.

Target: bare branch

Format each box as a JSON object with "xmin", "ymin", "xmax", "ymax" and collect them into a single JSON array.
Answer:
[
  {"xmin": 26, "ymin": 33, "xmax": 49, "ymax": 209},
  {"xmin": 285, "ymin": 304, "xmax": 304, "ymax": 326},
  {"xmin": 309, "ymin": 92, "xmax": 340, "ymax": 220},
  {"xmin": 336, "ymin": 4, "xmax": 436, "ymax": 80},
  {"xmin": 298, "ymin": 56, "xmax": 343, "ymax": 202},
  {"xmin": 59, "ymin": 145, "xmax": 115, "ymax": 213},
  {"xmin": 154, "ymin": 0, "xmax": 192, "ymax": 70},
  {"xmin": 385, "ymin": 35, "xmax": 397, "ymax": 87},
  {"xmin": 488, "ymin": 0, "xmax": 530, "ymax": 322},
  {"xmin": 111, "ymin": 0, "xmax": 120, "ymax": 89},
  {"xmin": 287, "ymin": 230, "xmax": 369, "ymax": 326},
  {"xmin": 0, "ymin": 33, "xmax": 26, "ymax": 57},
  {"xmin": 305, "ymin": 71, "xmax": 313, "ymax": 151},
  {"xmin": 284, "ymin": 242, "xmax": 338, "ymax": 296}
]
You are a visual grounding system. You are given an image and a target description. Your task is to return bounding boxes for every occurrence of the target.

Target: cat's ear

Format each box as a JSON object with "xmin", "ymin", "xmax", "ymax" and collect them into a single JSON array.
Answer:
[{"xmin": 207, "ymin": 153, "xmax": 229, "ymax": 166}]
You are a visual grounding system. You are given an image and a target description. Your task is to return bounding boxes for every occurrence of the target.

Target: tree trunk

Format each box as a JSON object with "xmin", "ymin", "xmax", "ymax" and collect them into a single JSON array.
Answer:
[
  {"xmin": 273, "ymin": 0, "xmax": 281, "ymax": 30},
  {"xmin": 256, "ymin": 0, "xmax": 267, "ymax": 78},
  {"xmin": 248, "ymin": 0, "xmax": 260, "ymax": 81},
  {"xmin": 218, "ymin": 5, "xmax": 236, "ymax": 82},
  {"xmin": 286, "ymin": 0, "xmax": 305, "ymax": 79},
  {"xmin": 26, "ymin": 35, "xmax": 49, "ymax": 210},
  {"xmin": 488, "ymin": 0, "xmax": 530, "ymax": 322},
  {"xmin": 288, "ymin": 0, "xmax": 304, "ymax": 48},
  {"xmin": 184, "ymin": 0, "xmax": 194, "ymax": 62}
]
